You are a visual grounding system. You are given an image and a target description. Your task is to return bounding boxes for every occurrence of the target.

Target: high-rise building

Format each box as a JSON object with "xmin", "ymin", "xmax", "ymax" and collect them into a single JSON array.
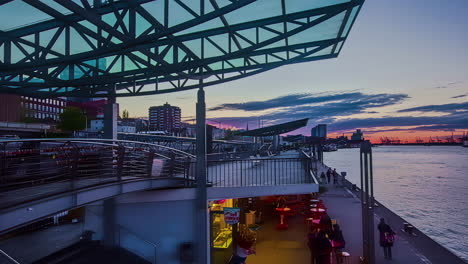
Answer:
[
  {"xmin": 148, "ymin": 103, "xmax": 181, "ymax": 133},
  {"xmin": 311, "ymin": 124, "xmax": 327, "ymax": 138}
]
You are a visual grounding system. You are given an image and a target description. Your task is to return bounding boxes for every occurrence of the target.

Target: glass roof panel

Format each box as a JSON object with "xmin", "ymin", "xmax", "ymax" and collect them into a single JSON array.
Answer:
[
  {"xmin": 341, "ymin": 5, "xmax": 360, "ymax": 38},
  {"xmin": 0, "ymin": 1, "xmax": 53, "ymax": 30},
  {"xmin": 286, "ymin": 0, "xmax": 351, "ymax": 14}
]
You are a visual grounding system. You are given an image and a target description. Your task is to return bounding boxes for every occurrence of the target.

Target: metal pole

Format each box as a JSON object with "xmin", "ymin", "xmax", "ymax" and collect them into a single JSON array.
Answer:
[
  {"xmin": 103, "ymin": 96, "xmax": 118, "ymax": 247},
  {"xmin": 195, "ymin": 87, "xmax": 209, "ymax": 264}
]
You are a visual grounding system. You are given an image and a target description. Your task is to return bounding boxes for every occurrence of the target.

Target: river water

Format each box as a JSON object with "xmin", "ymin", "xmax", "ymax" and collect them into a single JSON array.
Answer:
[{"xmin": 323, "ymin": 146, "xmax": 468, "ymax": 262}]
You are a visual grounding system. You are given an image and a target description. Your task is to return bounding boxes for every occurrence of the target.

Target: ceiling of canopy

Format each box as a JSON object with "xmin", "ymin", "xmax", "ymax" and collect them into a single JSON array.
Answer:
[{"xmin": 0, "ymin": 0, "xmax": 364, "ymax": 97}]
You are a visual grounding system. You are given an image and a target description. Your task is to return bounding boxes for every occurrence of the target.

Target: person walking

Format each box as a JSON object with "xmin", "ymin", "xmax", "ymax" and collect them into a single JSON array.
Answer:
[
  {"xmin": 307, "ymin": 227, "xmax": 319, "ymax": 264},
  {"xmin": 378, "ymin": 218, "xmax": 395, "ymax": 260},
  {"xmin": 332, "ymin": 168, "xmax": 338, "ymax": 185},
  {"xmin": 320, "ymin": 171, "xmax": 326, "ymax": 184},
  {"xmin": 326, "ymin": 168, "xmax": 331, "ymax": 184},
  {"xmin": 330, "ymin": 224, "xmax": 346, "ymax": 264},
  {"xmin": 229, "ymin": 236, "xmax": 256, "ymax": 264},
  {"xmin": 316, "ymin": 230, "xmax": 332, "ymax": 264}
]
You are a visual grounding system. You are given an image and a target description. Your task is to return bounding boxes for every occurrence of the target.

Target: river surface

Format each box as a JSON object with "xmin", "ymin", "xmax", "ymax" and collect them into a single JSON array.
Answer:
[{"xmin": 324, "ymin": 146, "xmax": 468, "ymax": 262}]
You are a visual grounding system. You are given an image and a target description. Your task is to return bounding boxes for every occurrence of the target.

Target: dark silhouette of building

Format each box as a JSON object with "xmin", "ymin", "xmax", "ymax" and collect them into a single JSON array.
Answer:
[{"xmin": 311, "ymin": 124, "xmax": 327, "ymax": 138}]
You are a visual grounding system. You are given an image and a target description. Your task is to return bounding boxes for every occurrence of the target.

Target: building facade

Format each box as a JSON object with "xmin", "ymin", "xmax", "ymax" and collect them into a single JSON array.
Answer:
[
  {"xmin": 0, "ymin": 94, "xmax": 67, "ymax": 123},
  {"xmin": 311, "ymin": 124, "xmax": 327, "ymax": 138},
  {"xmin": 148, "ymin": 103, "xmax": 181, "ymax": 133}
]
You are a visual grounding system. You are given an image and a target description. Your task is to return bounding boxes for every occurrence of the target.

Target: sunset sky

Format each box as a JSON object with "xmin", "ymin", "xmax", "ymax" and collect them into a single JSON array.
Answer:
[{"xmin": 117, "ymin": 0, "xmax": 468, "ymax": 143}]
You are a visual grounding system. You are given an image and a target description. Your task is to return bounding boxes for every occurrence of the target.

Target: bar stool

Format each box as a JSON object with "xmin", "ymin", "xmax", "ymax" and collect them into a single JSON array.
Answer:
[{"xmin": 341, "ymin": 252, "xmax": 350, "ymax": 264}]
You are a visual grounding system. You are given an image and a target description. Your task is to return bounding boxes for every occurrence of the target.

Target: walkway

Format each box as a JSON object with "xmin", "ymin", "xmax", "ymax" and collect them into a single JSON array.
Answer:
[{"xmin": 318, "ymin": 162, "xmax": 435, "ymax": 264}]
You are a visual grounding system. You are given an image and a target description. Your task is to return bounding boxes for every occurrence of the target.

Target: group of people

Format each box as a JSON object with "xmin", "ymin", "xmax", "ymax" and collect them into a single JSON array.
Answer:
[
  {"xmin": 307, "ymin": 213, "xmax": 346, "ymax": 264},
  {"xmin": 320, "ymin": 168, "xmax": 339, "ymax": 184}
]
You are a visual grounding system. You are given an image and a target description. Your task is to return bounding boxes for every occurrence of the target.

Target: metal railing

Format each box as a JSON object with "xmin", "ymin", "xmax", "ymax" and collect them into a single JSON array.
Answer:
[
  {"xmin": 0, "ymin": 249, "xmax": 20, "ymax": 264},
  {"xmin": 205, "ymin": 157, "xmax": 314, "ymax": 187},
  {"xmin": 300, "ymin": 150, "xmax": 320, "ymax": 184},
  {"xmin": 0, "ymin": 138, "xmax": 194, "ymax": 209},
  {"xmin": 116, "ymin": 224, "xmax": 157, "ymax": 264}
]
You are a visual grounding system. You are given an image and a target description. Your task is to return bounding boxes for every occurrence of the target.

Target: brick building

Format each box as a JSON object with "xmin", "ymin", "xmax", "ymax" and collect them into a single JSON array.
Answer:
[
  {"xmin": 0, "ymin": 94, "xmax": 67, "ymax": 123},
  {"xmin": 148, "ymin": 103, "xmax": 181, "ymax": 133}
]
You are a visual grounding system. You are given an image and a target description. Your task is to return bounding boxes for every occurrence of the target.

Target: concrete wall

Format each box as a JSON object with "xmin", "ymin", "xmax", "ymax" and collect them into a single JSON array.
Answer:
[{"xmin": 85, "ymin": 198, "xmax": 196, "ymax": 264}]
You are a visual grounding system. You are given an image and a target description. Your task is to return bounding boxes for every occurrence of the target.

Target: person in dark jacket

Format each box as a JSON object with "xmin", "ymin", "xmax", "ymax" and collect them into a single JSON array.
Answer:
[
  {"xmin": 307, "ymin": 227, "xmax": 319, "ymax": 264},
  {"xmin": 319, "ymin": 213, "xmax": 332, "ymax": 233},
  {"xmin": 330, "ymin": 224, "xmax": 345, "ymax": 263},
  {"xmin": 320, "ymin": 171, "xmax": 326, "ymax": 184},
  {"xmin": 326, "ymin": 168, "xmax": 332, "ymax": 183},
  {"xmin": 378, "ymin": 218, "xmax": 395, "ymax": 260},
  {"xmin": 316, "ymin": 230, "xmax": 332, "ymax": 264}
]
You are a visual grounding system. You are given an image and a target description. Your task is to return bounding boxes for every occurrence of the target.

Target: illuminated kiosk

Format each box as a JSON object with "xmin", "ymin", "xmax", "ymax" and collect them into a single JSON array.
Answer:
[{"xmin": 0, "ymin": 1, "xmax": 365, "ymax": 263}]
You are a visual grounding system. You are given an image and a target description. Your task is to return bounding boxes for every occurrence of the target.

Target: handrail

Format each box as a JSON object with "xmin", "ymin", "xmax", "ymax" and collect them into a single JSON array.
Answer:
[
  {"xmin": 301, "ymin": 150, "xmax": 319, "ymax": 184},
  {"xmin": 0, "ymin": 249, "xmax": 21, "ymax": 264},
  {"xmin": 116, "ymin": 224, "xmax": 157, "ymax": 264},
  {"xmin": 0, "ymin": 138, "xmax": 195, "ymax": 159}
]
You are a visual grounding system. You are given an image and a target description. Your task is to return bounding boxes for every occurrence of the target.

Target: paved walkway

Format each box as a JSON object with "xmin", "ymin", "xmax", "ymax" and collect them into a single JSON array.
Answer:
[{"xmin": 318, "ymin": 162, "xmax": 433, "ymax": 264}]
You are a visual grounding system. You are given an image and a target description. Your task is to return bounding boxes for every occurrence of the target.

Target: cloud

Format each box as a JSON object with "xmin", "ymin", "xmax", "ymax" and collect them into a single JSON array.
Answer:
[
  {"xmin": 209, "ymin": 92, "xmax": 364, "ymax": 111},
  {"xmin": 434, "ymin": 81, "xmax": 463, "ymax": 89},
  {"xmin": 397, "ymin": 102, "xmax": 468, "ymax": 113},
  {"xmin": 451, "ymin": 94, "xmax": 467, "ymax": 99},
  {"xmin": 208, "ymin": 91, "xmax": 409, "ymax": 130},
  {"xmin": 208, "ymin": 92, "xmax": 468, "ymax": 134},
  {"xmin": 328, "ymin": 112, "xmax": 468, "ymax": 132}
]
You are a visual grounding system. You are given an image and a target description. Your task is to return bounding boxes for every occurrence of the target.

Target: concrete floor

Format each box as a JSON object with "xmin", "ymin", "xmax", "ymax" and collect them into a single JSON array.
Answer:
[{"xmin": 247, "ymin": 211, "xmax": 310, "ymax": 264}]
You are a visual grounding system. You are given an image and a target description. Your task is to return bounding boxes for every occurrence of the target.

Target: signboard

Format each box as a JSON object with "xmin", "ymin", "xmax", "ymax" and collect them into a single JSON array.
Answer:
[{"xmin": 223, "ymin": 207, "xmax": 240, "ymax": 225}]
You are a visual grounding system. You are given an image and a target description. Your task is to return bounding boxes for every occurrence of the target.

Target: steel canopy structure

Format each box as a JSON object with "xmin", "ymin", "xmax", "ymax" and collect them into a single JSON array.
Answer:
[
  {"xmin": 0, "ymin": 0, "xmax": 364, "ymax": 98},
  {"xmin": 238, "ymin": 118, "xmax": 308, "ymax": 137}
]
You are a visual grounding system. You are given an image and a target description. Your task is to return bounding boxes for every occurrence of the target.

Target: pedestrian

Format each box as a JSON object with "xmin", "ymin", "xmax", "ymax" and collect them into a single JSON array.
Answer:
[
  {"xmin": 326, "ymin": 168, "xmax": 331, "ymax": 184},
  {"xmin": 319, "ymin": 213, "xmax": 332, "ymax": 234},
  {"xmin": 378, "ymin": 218, "xmax": 395, "ymax": 260},
  {"xmin": 307, "ymin": 227, "xmax": 319, "ymax": 264},
  {"xmin": 333, "ymin": 169, "xmax": 338, "ymax": 184},
  {"xmin": 229, "ymin": 236, "xmax": 256, "ymax": 264},
  {"xmin": 320, "ymin": 171, "xmax": 326, "ymax": 184},
  {"xmin": 330, "ymin": 224, "xmax": 346, "ymax": 264},
  {"xmin": 316, "ymin": 230, "xmax": 332, "ymax": 264}
]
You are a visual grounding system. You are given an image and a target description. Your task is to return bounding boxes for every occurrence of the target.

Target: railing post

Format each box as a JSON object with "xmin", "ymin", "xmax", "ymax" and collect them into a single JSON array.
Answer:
[
  {"xmin": 1, "ymin": 142, "xmax": 6, "ymax": 179},
  {"xmin": 147, "ymin": 149, "xmax": 155, "ymax": 178},
  {"xmin": 169, "ymin": 151, "xmax": 175, "ymax": 177},
  {"xmin": 116, "ymin": 145, "xmax": 125, "ymax": 180}
]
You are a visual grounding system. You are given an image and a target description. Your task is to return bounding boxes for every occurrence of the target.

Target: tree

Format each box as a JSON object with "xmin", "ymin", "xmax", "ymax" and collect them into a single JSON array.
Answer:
[
  {"xmin": 122, "ymin": 109, "xmax": 130, "ymax": 119},
  {"xmin": 58, "ymin": 106, "xmax": 87, "ymax": 132}
]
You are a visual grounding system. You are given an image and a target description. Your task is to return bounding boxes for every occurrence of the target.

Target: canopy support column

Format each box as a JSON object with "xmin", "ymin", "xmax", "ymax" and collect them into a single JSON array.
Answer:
[
  {"xmin": 360, "ymin": 141, "xmax": 375, "ymax": 264},
  {"xmin": 195, "ymin": 87, "xmax": 209, "ymax": 264}
]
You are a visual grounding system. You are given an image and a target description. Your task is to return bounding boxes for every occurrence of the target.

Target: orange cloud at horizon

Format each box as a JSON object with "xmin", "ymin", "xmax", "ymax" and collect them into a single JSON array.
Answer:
[{"xmin": 328, "ymin": 129, "xmax": 466, "ymax": 144}]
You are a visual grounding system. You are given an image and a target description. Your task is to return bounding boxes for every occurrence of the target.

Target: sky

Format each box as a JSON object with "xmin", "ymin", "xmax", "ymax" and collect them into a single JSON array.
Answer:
[{"xmin": 29, "ymin": 0, "xmax": 464, "ymax": 143}]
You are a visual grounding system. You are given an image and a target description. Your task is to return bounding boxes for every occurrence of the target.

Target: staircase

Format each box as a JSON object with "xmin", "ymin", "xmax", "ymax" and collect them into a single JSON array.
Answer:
[{"xmin": 33, "ymin": 241, "xmax": 151, "ymax": 264}]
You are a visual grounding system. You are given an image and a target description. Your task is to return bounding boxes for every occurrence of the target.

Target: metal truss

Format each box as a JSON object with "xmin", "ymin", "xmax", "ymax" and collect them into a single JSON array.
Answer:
[{"xmin": 0, "ymin": 0, "xmax": 364, "ymax": 97}]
